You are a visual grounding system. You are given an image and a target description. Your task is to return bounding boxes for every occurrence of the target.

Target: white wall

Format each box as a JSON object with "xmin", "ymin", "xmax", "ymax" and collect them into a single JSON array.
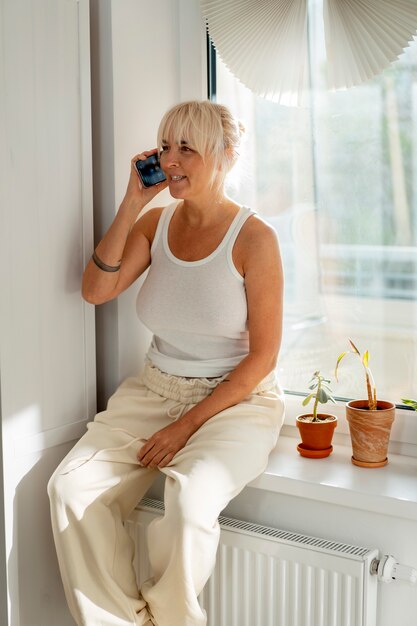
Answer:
[
  {"xmin": 91, "ymin": 0, "xmax": 207, "ymax": 409},
  {"xmin": 0, "ymin": 1, "xmax": 95, "ymax": 624},
  {"xmin": 0, "ymin": 2, "xmax": 205, "ymax": 624}
]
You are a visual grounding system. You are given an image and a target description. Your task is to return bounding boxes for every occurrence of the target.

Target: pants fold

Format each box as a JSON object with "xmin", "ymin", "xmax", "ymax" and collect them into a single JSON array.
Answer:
[{"xmin": 48, "ymin": 362, "xmax": 284, "ymax": 626}]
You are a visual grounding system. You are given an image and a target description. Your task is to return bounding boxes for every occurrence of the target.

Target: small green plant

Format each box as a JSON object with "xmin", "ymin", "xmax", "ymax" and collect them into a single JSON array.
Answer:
[
  {"xmin": 401, "ymin": 398, "xmax": 417, "ymax": 410},
  {"xmin": 302, "ymin": 371, "xmax": 336, "ymax": 422},
  {"xmin": 335, "ymin": 339, "xmax": 377, "ymax": 411}
]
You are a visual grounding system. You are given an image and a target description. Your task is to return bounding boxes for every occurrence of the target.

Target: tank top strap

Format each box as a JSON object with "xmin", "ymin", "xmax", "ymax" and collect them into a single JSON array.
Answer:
[
  {"xmin": 225, "ymin": 206, "xmax": 256, "ymax": 253},
  {"xmin": 151, "ymin": 201, "xmax": 179, "ymax": 255}
]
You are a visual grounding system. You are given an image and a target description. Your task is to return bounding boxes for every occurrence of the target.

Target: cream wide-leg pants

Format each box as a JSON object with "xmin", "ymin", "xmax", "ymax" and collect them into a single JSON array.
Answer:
[{"xmin": 48, "ymin": 359, "xmax": 285, "ymax": 626}]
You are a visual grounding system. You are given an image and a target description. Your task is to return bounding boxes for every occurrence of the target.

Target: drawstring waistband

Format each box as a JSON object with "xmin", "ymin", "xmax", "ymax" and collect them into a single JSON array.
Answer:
[
  {"xmin": 140, "ymin": 359, "xmax": 226, "ymax": 404},
  {"xmin": 142, "ymin": 358, "xmax": 278, "ymax": 423},
  {"xmin": 140, "ymin": 360, "xmax": 227, "ymax": 422},
  {"xmin": 140, "ymin": 358, "xmax": 278, "ymax": 404},
  {"xmin": 60, "ymin": 360, "xmax": 279, "ymax": 474}
]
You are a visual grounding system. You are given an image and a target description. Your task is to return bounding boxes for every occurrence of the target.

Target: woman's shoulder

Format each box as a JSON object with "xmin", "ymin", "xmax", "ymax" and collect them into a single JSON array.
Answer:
[
  {"xmin": 233, "ymin": 211, "xmax": 280, "ymax": 275},
  {"xmin": 238, "ymin": 211, "xmax": 279, "ymax": 248},
  {"xmin": 134, "ymin": 205, "xmax": 168, "ymax": 245}
]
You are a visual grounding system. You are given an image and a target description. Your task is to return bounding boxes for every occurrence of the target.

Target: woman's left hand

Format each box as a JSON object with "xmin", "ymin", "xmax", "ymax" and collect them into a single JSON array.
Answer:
[{"xmin": 137, "ymin": 420, "xmax": 195, "ymax": 468}]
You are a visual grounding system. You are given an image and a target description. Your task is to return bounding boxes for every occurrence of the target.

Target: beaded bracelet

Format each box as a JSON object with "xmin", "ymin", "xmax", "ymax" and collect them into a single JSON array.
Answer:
[{"xmin": 92, "ymin": 250, "xmax": 121, "ymax": 273}]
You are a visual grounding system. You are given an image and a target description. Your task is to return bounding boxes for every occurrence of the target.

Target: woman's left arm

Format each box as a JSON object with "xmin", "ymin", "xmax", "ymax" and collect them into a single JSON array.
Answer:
[{"xmin": 138, "ymin": 218, "xmax": 284, "ymax": 468}]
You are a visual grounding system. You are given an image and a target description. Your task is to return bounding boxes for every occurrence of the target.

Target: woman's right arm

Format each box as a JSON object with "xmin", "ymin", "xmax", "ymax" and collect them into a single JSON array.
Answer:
[{"xmin": 82, "ymin": 150, "xmax": 168, "ymax": 305}]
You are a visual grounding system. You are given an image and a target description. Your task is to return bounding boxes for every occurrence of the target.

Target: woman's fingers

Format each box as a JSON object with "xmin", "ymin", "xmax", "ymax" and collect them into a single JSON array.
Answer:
[
  {"xmin": 137, "ymin": 422, "xmax": 192, "ymax": 467},
  {"xmin": 137, "ymin": 440, "xmax": 154, "ymax": 464},
  {"xmin": 139, "ymin": 445, "xmax": 169, "ymax": 468},
  {"xmin": 137, "ymin": 438, "xmax": 164, "ymax": 465},
  {"xmin": 155, "ymin": 453, "xmax": 174, "ymax": 468},
  {"xmin": 138, "ymin": 434, "xmax": 175, "ymax": 468},
  {"xmin": 124, "ymin": 149, "xmax": 168, "ymax": 202},
  {"xmin": 131, "ymin": 148, "xmax": 159, "ymax": 163},
  {"xmin": 149, "ymin": 450, "xmax": 173, "ymax": 468}
]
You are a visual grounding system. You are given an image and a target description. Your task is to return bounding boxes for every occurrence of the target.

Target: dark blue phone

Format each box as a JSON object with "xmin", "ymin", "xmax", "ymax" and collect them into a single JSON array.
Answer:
[{"xmin": 135, "ymin": 154, "xmax": 167, "ymax": 188}]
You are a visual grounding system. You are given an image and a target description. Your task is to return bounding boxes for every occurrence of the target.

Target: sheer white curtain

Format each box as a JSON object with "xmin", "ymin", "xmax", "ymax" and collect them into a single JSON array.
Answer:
[{"xmin": 214, "ymin": 12, "xmax": 417, "ymax": 401}]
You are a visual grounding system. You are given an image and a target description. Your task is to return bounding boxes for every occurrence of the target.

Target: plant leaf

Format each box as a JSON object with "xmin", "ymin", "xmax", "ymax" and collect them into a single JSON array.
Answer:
[
  {"xmin": 348, "ymin": 338, "xmax": 360, "ymax": 354},
  {"xmin": 302, "ymin": 393, "xmax": 314, "ymax": 406},
  {"xmin": 402, "ymin": 398, "xmax": 417, "ymax": 411},
  {"xmin": 363, "ymin": 350, "xmax": 369, "ymax": 368},
  {"xmin": 318, "ymin": 388, "xmax": 328, "ymax": 403},
  {"xmin": 334, "ymin": 352, "xmax": 347, "ymax": 380}
]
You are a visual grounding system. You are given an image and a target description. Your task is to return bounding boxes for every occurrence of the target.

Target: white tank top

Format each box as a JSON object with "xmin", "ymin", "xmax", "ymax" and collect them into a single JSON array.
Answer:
[{"xmin": 136, "ymin": 201, "xmax": 256, "ymax": 377}]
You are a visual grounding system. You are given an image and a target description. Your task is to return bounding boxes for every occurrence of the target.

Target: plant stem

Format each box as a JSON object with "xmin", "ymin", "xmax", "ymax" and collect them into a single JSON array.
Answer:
[
  {"xmin": 313, "ymin": 377, "xmax": 321, "ymax": 421},
  {"xmin": 313, "ymin": 395, "xmax": 319, "ymax": 421},
  {"xmin": 366, "ymin": 372, "xmax": 377, "ymax": 410}
]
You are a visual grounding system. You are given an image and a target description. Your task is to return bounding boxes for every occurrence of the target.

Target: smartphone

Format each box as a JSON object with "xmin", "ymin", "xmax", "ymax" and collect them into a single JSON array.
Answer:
[{"xmin": 134, "ymin": 154, "xmax": 167, "ymax": 188}]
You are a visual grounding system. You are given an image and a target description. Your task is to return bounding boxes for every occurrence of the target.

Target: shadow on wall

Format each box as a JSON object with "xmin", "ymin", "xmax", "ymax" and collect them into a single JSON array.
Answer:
[{"xmin": 8, "ymin": 444, "xmax": 76, "ymax": 626}]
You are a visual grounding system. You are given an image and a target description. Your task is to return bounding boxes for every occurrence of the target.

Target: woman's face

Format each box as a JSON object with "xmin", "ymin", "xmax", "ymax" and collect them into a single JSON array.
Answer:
[{"xmin": 159, "ymin": 138, "xmax": 219, "ymax": 199}]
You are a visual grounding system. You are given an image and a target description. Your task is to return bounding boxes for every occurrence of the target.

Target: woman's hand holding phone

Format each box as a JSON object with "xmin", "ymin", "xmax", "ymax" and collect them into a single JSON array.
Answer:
[
  {"xmin": 121, "ymin": 149, "xmax": 168, "ymax": 220},
  {"xmin": 134, "ymin": 151, "xmax": 167, "ymax": 188}
]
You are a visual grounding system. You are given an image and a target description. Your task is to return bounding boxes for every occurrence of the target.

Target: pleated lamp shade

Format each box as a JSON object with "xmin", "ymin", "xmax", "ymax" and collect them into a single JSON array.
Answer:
[
  {"xmin": 201, "ymin": 0, "xmax": 310, "ymax": 107},
  {"xmin": 201, "ymin": 0, "xmax": 417, "ymax": 105},
  {"xmin": 324, "ymin": 0, "xmax": 417, "ymax": 90}
]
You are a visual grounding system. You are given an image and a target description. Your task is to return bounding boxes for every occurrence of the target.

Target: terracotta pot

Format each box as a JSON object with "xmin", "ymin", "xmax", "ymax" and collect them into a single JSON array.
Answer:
[
  {"xmin": 296, "ymin": 414, "xmax": 337, "ymax": 458},
  {"xmin": 346, "ymin": 400, "xmax": 395, "ymax": 468}
]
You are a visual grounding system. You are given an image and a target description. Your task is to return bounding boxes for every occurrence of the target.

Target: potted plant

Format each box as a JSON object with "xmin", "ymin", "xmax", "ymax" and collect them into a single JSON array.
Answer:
[
  {"xmin": 401, "ymin": 398, "xmax": 417, "ymax": 411},
  {"xmin": 335, "ymin": 339, "xmax": 395, "ymax": 468},
  {"xmin": 296, "ymin": 371, "xmax": 337, "ymax": 458}
]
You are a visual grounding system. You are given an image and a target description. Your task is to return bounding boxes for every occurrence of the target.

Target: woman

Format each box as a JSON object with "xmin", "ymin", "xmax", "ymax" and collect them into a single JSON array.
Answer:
[{"xmin": 48, "ymin": 100, "xmax": 285, "ymax": 626}]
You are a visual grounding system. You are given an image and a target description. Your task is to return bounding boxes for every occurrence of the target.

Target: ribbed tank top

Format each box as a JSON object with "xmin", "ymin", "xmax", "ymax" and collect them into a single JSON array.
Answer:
[{"xmin": 136, "ymin": 201, "xmax": 256, "ymax": 377}]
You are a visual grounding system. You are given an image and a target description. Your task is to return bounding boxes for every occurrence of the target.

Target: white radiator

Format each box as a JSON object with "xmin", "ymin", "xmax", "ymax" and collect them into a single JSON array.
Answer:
[{"xmin": 125, "ymin": 497, "xmax": 379, "ymax": 626}]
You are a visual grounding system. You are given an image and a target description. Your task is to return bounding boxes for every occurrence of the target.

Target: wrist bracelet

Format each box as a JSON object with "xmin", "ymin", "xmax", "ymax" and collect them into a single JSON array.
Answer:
[{"xmin": 92, "ymin": 250, "xmax": 121, "ymax": 273}]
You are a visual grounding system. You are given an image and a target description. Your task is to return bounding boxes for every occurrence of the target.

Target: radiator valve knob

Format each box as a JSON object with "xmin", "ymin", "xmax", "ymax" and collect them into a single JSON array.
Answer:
[{"xmin": 374, "ymin": 554, "xmax": 417, "ymax": 585}]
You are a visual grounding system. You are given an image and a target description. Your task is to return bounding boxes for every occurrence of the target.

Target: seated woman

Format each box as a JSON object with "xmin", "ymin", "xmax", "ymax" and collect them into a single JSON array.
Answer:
[{"xmin": 48, "ymin": 100, "xmax": 285, "ymax": 626}]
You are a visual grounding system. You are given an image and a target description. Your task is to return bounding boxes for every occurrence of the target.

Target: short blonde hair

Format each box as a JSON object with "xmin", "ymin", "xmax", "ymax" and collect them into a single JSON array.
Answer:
[{"xmin": 157, "ymin": 100, "xmax": 244, "ymax": 184}]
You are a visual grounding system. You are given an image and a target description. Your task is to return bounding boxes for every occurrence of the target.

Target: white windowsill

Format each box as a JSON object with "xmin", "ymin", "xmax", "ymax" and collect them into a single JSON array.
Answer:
[
  {"xmin": 146, "ymin": 395, "xmax": 417, "ymax": 522},
  {"xmin": 249, "ymin": 395, "xmax": 417, "ymax": 523}
]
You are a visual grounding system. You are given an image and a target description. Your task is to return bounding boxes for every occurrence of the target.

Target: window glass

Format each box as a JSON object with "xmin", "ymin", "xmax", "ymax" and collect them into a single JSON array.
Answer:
[{"xmin": 214, "ymin": 0, "xmax": 417, "ymax": 403}]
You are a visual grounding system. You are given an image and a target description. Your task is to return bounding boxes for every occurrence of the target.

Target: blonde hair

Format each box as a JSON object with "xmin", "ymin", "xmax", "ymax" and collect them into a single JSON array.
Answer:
[{"xmin": 157, "ymin": 100, "xmax": 245, "ymax": 185}]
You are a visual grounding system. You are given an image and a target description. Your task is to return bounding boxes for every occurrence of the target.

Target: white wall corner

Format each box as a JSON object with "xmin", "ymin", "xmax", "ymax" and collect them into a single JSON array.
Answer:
[
  {"xmin": 178, "ymin": 0, "xmax": 208, "ymax": 101},
  {"xmin": 92, "ymin": 0, "xmax": 209, "ymax": 403}
]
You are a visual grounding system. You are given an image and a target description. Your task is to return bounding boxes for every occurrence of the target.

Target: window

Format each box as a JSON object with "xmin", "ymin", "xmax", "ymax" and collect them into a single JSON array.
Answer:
[{"xmin": 211, "ymin": 1, "xmax": 417, "ymax": 404}]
